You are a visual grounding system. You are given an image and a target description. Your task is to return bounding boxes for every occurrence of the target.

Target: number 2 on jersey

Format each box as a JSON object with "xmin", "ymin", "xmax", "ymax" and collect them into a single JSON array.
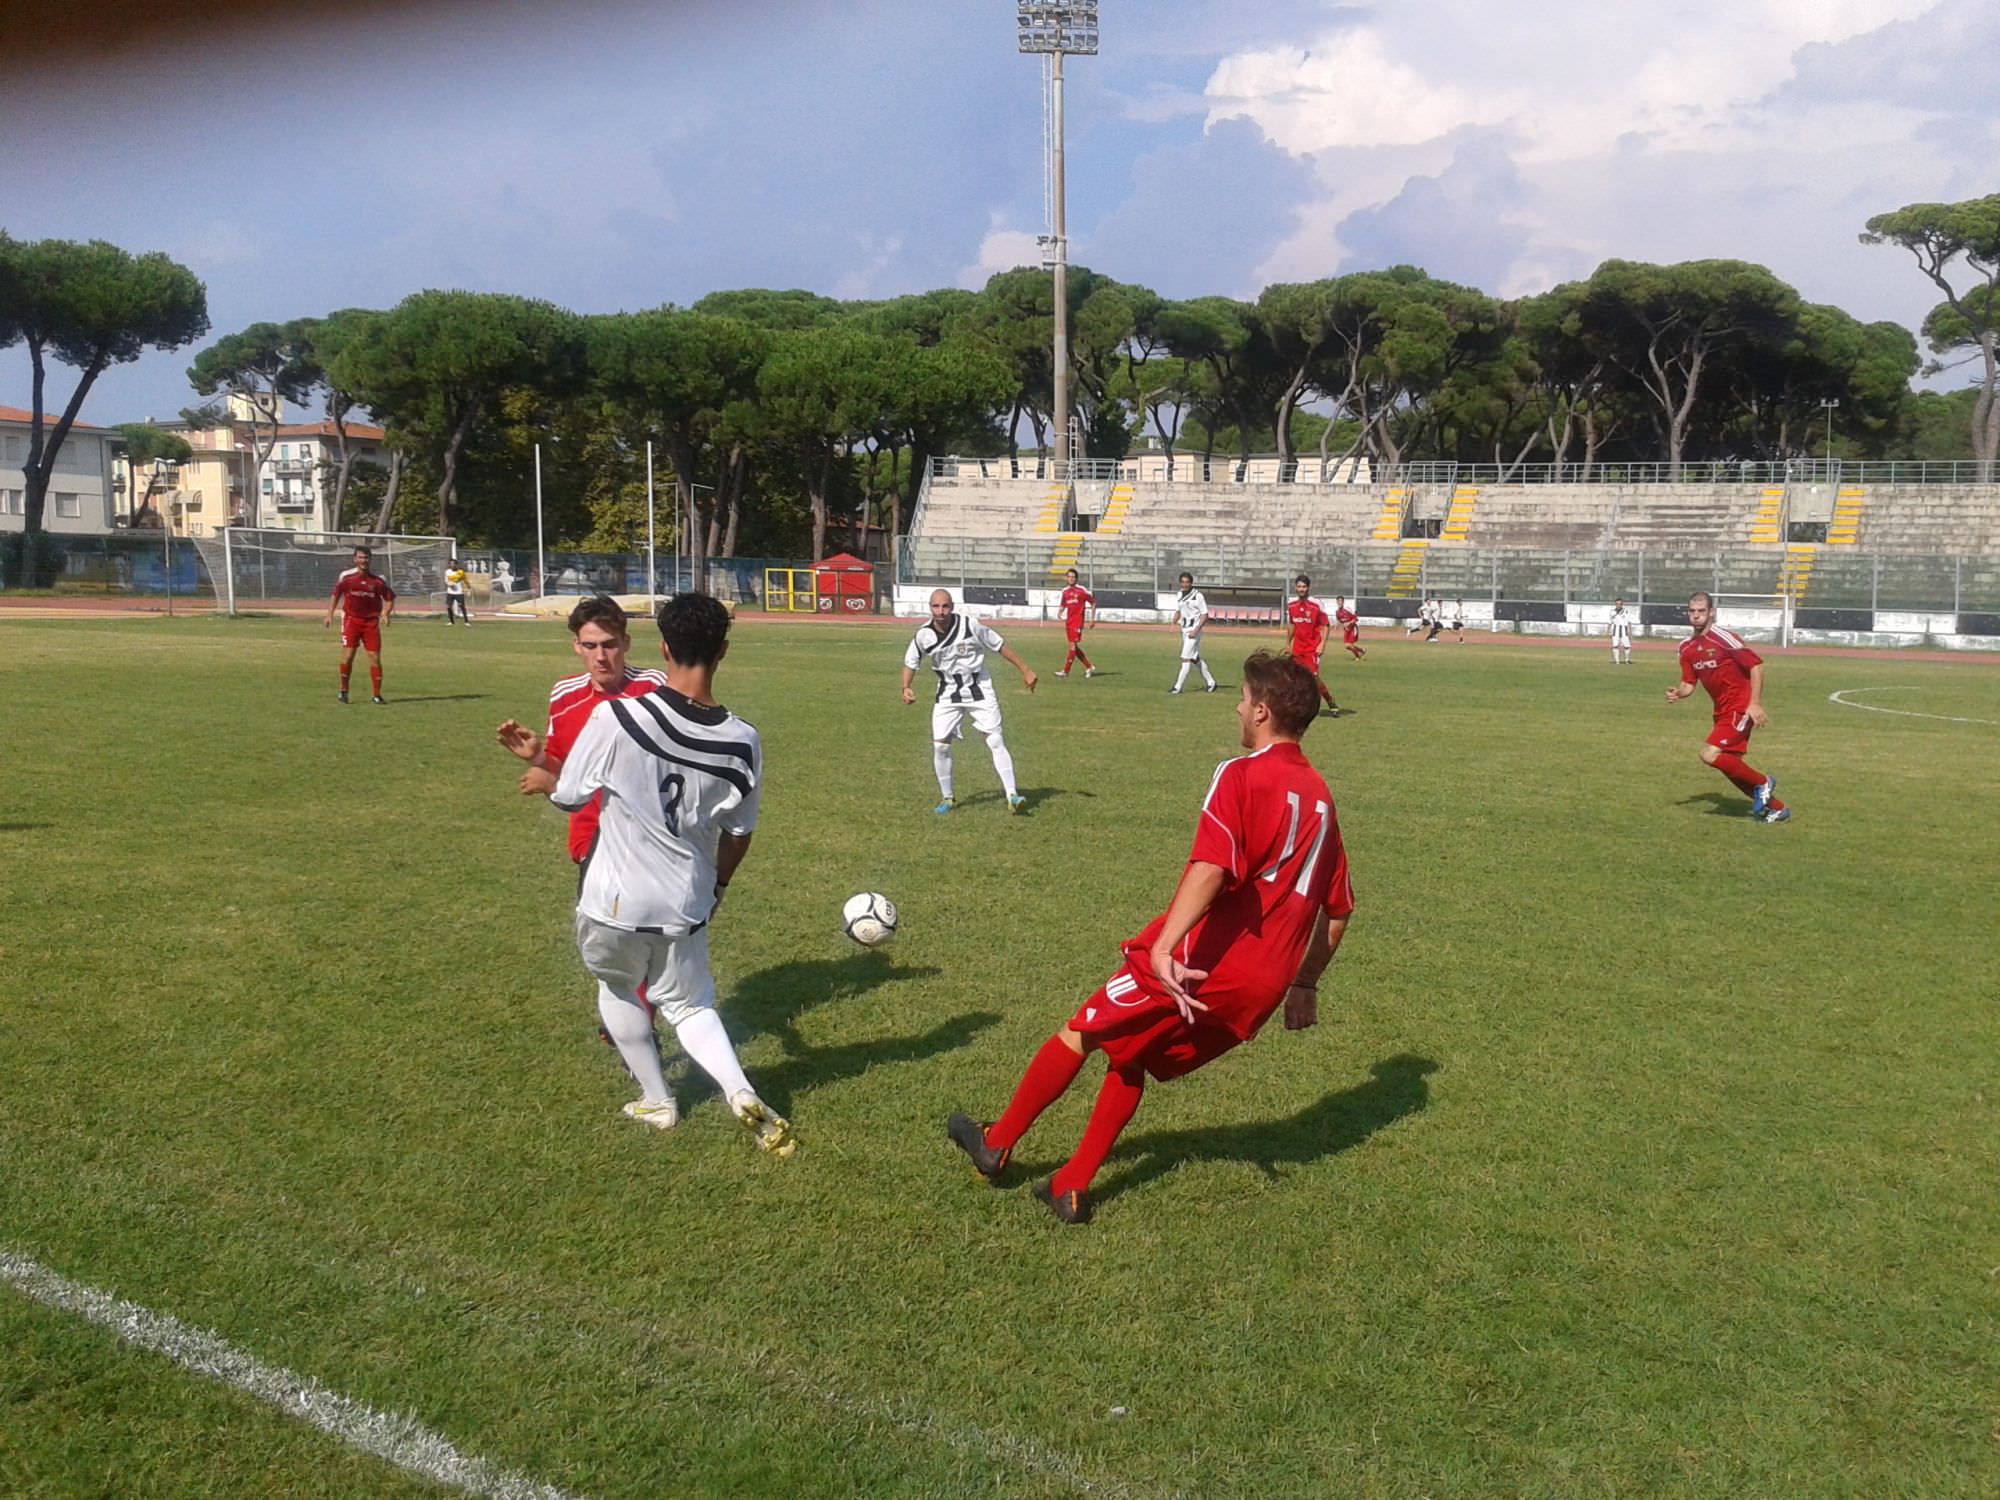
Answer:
[{"xmin": 658, "ymin": 772, "xmax": 686, "ymax": 834}]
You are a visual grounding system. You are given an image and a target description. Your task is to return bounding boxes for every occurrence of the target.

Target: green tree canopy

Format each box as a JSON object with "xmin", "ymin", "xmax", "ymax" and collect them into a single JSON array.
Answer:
[{"xmin": 0, "ymin": 234, "xmax": 208, "ymax": 533}]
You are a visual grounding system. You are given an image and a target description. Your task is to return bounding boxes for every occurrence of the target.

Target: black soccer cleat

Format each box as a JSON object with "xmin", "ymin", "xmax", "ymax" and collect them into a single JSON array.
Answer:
[
  {"xmin": 372, "ymin": 695, "xmax": 386, "ymax": 705},
  {"xmin": 946, "ymin": 1112, "xmax": 1011, "ymax": 1182},
  {"xmin": 1033, "ymin": 1178, "xmax": 1091, "ymax": 1225},
  {"xmin": 337, "ymin": 690, "xmax": 348, "ymax": 703}
]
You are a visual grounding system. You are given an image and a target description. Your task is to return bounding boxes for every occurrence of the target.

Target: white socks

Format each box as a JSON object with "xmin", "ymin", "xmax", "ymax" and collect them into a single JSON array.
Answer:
[
  {"xmin": 1174, "ymin": 659, "xmax": 1214, "ymax": 690},
  {"xmin": 1173, "ymin": 661, "xmax": 1191, "ymax": 691},
  {"xmin": 672, "ymin": 1007, "xmax": 755, "ymax": 1104},
  {"xmin": 597, "ymin": 985, "xmax": 672, "ymax": 1104},
  {"xmin": 932, "ymin": 741, "xmax": 954, "ymax": 799},
  {"xmin": 986, "ymin": 733, "xmax": 1019, "ymax": 798}
]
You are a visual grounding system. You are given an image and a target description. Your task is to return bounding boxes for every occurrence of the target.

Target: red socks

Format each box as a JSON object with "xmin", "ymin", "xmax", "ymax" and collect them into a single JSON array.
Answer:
[
  {"xmin": 369, "ymin": 664, "xmax": 383, "ymax": 696},
  {"xmin": 339, "ymin": 663, "xmax": 351, "ymax": 691},
  {"xmin": 1063, "ymin": 646, "xmax": 1093, "ymax": 672},
  {"xmin": 1710, "ymin": 752, "xmax": 1766, "ymax": 796},
  {"xmin": 1051, "ymin": 1063, "xmax": 1146, "ymax": 1197},
  {"xmin": 986, "ymin": 1035, "xmax": 1085, "ymax": 1152}
]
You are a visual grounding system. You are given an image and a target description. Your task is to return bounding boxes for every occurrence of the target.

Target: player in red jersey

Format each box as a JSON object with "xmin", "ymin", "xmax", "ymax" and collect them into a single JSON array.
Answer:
[
  {"xmin": 495, "ymin": 595, "xmax": 668, "ymax": 857},
  {"xmin": 497, "ymin": 595, "xmax": 670, "ymax": 1045},
  {"xmin": 947, "ymin": 651, "xmax": 1355, "ymax": 1224},
  {"xmin": 1054, "ymin": 568, "xmax": 1096, "ymax": 679},
  {"xmin": 1283, "ymin": 574, "xmax": 1339, "ymax": 715},
  {"xmin": 324, "ymin": 545, "xmax": 395, "ymax": 703},
  {"xmin": 1667, "ymin": 591, "xmax": 1791, "ymax": 824},
  {"xmin": 1332, "ymin": 595, "xmax": 1365, "ymax": 659}
]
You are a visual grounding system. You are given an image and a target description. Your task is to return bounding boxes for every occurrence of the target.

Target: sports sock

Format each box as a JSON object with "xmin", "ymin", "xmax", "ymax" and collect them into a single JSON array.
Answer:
[
  {"xmin": 1709, "ymin": 752, "xmax": 1767, "ymax": 796},
  {"xmin": 597, "ymin": 984, "xmax": 672, "ymax": 1103},
  {"xmin": 987, "ymin": 734, "xmax": 1019, "ymax": 799},
  {"xmin": 932, "ymin": 742, "xmax": 954, "ymax": 800},
  {"xmin": 1075, "ymin": 648, "xmax": 1092, "ymax": 670},
  {"xmin": 1050, "ymin": 1062, "xmax": 1146, "ymax": 1197},
  {"xmin": 987, "ymin": 1034, "xmax": 1086, "ymax": 1151},
  {"xmin": 1173, "ymin": 661, "xmax": 1192, "ymax": 691},
  {"xmin": 1062, "ymin": 645, "xmax": 1077, "ymax": 672},
  {"xmin": 1319, "ymin": 679, "xmax": 1336, "ymax": 706},
  {"xmin": 339, "ymin": 661, "xmax": 351, "ymax": 691},
  {"xmin": 670, "ymin": 1007, "xmax": 754, "ymax": 1103},
  {"xmin": 1199, "ymin": 659, "xmax": 1216, "ymax": 689},
  {"xmin": 369, "ymin": 664, "xmax": 383, "ymax": 696}
]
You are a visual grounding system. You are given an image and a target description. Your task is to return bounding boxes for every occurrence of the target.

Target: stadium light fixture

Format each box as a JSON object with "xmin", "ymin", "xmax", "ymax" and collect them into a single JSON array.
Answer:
[
  {"xmin": 1819, "ymin": 398, "xmax": 1840, "ymax": 463},
  {"xmin": 1016, "ymin": 2, "xmax": 1097, "ymax": 478}
]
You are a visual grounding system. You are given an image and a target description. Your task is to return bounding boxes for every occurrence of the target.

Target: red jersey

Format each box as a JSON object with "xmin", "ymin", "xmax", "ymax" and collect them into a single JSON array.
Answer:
[
  {"xmin": 544, "ymin": 667, "xmax": 668, "ymax": 861},
  {"xmin": 1679, "ymin": 626, "xmax": 1762, "ymax": 718},
  {"xmin": 1123, "ymin": 741, "xmax": 1354, "ymax": 1042},
  {"xmin": 330, "ymin": 568, "xmax": 395, "ymax": 621},
  {"xmin": 1286, "ymin": 598, "xmax": 1329, "ymax": 657},
  {"xmin": 1059, "ymin": 584, "xmax": 1095, "ymax": 629},
  {"xmin": 1335, "ymin": 605, "xmax": 1358, "ymax": 629}
]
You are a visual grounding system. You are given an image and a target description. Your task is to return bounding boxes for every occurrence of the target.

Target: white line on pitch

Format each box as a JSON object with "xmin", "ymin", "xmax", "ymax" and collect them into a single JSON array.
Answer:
[
  {"xmin": 0, "ymin": 1249, "xmax": 586, "ymax": 1500},
  {"xmin": 1827, "ymin": 687, "xmax": 1999, "ymax": 725}
]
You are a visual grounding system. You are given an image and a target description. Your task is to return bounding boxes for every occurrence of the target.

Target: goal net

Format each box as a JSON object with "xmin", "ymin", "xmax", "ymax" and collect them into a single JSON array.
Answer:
[
  {"xmin": 1712, "ymin": 592, "xmax": 1796, "ymax": 649},
  {"xmin": 194, "ymin": 529, "xmax": 457, "ymax": 617}
]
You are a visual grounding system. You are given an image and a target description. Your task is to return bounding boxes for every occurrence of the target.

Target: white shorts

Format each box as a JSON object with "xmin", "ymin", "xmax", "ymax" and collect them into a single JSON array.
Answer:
[
  {"xmin": 1611, "ymin": 627, "xmax": 1632, "ymax": 644},
  {"xmin": 574, "ymin": 911, "xmax": 715, "ymax": 1025},
  {"xmin": 1179, "ymin": 632, "xmax": 1204, "ymax": 662},
  {"xmin": 931, "ymin": 698, "xmax": 1004, "ymax": 742}
]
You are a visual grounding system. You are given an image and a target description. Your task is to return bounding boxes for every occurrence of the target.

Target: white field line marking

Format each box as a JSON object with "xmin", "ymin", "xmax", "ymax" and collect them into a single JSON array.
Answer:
[
  {"xmin": 1828, "ymin": 687, "xmax": 1999, "ymax": 725},
  {"xmin": 0, "ymin": 1249, "xmax": 586, "ymax": 1500}
]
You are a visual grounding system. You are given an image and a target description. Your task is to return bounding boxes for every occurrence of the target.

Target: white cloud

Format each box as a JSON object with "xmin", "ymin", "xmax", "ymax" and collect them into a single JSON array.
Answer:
[
  {"xmin": 1197, "ymin": 0, "xmax": 1986, "ymax": 332},
  {"xmin": 957, "ymin": 221, "xmax": 1044, "ymax": 289}
]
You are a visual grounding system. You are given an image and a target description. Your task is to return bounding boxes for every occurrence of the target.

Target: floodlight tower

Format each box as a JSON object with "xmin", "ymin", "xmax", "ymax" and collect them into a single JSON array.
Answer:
[{"xmin": 1017, "ymin": 2, "xmax": 1097, "ymax": 477}]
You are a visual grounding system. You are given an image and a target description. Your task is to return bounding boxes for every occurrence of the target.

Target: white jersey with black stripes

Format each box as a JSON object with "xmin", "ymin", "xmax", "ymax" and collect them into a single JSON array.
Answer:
[
  {"xmin": 904, "ymin": 612, "xmax": 1006, "ymax": 705},
  {"xmin": 551, "ymin": 685, "xmax": 762, "ymax": 936}
]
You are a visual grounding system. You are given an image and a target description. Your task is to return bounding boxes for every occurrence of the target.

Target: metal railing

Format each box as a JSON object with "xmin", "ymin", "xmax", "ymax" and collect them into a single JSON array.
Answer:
[
  {"xmin": 894, "ymin": 537, "xmax": 2000, "ymax": 616},
  {"xmin": 927, "ymin": 455, "xmax": 2000, "ymax": 488}
]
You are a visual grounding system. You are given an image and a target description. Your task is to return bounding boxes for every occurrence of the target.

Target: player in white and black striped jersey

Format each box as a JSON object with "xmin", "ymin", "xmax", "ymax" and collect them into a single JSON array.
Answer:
[
  {"xmin": 520, "ymin": 593, "xmax": 794, "ymax": 1155},
  {"xmin": 901, "ymin": 588, "xmax": 1038, "ymax": 815}
]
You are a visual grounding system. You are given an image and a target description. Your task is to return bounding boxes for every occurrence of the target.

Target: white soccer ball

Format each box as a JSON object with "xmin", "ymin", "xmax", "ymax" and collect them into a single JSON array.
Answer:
[{"xmin": 842, "ymin": 892, "xmax": 898, "ymax": 947}]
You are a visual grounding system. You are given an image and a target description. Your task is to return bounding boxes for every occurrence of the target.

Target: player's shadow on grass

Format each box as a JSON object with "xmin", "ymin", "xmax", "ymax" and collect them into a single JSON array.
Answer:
[
  {"xmin": 688, "ymin": 951, "xmax": 994, "ymax": 1110},
  {"xmin": 1076, "ymin": 1053, "xmax": 1440, "ymax": 1206},
  {"xmin": 0, "ymin": 822, "xmax": 54, "ymax": 831},
  {"xmin": 956, "ymin": 786, "xmax": 1092, "ymax": 813},
  {"xmin": 1676, "ymin": 791, "xmax": 1750, "ymax": 818},
  {"xmin": 381, "ymin": 693, "xmax": 490, "ymax": 704}
]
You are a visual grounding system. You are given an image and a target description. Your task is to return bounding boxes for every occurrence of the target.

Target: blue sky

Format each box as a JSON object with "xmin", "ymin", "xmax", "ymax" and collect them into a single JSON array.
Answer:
[{"xmin": 3, "ymin": 0, "xmax": 1993, "ymax": 424}]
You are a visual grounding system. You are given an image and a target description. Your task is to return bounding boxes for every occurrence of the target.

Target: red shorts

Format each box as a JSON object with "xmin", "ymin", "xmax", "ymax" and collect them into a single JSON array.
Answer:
[
  {"xmin": 1068, "ymin": 962, "xmax": 1243, "ymax": 1081},
  {"xmin": 1706, "ymin": 713, "xmax": 1753, "ymax": 753},
  {"xmin": 341, "ymin": 616, "xmax": 382, "ymax": 653},
  {"xmin": 1066, "ymin": 624, "xmax": 1085, "ymax": 644},
  {"xmin": 1342, "ymin": 626, "xmax": 1359, "ymax": 645},
  {"xmin": 1291, "ymin": 648, "xmax": 1321, "ymax": 674}
]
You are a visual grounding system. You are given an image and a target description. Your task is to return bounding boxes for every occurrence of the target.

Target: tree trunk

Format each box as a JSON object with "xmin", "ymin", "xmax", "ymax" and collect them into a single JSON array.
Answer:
[
  {"xmin": 436, "ymin": 405, "xmax": 478, "ymax": 537},
  {"xmin": 328, "ymin": 400, "xmax": 354, "ymax": 532},
  {"xmin": 21, "ymin": 340, "xmax": 105, "ymax": 535},
  {"xmin": 1273, "ymin": 368, "xmax": 1310, "ymax": 467},
  {"xmin": 373, "ymin": 449, "xmax": 404, "ymax": 533},
  {"xmin": 1973, "ymin": 329, "xmax": 1999, "ymax": 473}
]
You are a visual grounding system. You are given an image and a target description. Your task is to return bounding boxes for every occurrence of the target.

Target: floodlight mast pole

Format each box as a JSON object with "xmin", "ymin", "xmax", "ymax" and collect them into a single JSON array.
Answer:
[
  {"xmin": 1051, "ymin": 47, "xmax": 1069, "ymax": 479},
  {"xmin": 1019, "ymin": 3, "xmax": 1096, "ymax": 482}
]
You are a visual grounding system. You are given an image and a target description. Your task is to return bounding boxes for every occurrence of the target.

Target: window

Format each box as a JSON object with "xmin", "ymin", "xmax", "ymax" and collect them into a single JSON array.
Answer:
[
  {"xmin": 0, "ymin": 489, "xmax": 21, "ymax": 515},
  {"xmin": 55, "ymin": 492, "xmax": 82, "ymax": 518},
  {"xmin": 279, "ymin": 444, "xmax": 290, "ymax": 459},
  {"xmin": 262, "ymin": 478, "xmax": 273, "ymax": 494},
  {"xmin": 2, "ymin": 434, "xmax": 21, "ymax": 463}
]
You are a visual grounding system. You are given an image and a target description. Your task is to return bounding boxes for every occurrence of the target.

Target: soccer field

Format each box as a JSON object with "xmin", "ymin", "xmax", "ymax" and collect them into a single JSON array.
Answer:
[{"xmin": 2, "ymin": 614, "xmax": 1996, "ymax": 1498}]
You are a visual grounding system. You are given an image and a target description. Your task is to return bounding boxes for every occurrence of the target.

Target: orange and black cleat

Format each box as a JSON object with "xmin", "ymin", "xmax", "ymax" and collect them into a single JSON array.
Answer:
[
  {"xmin": 945, "ymin": 1112, "xmax": 1011, "ymax": 1182},
  {"xmin": 1033, "ymin": 1179, "xmax": 1091, "ymax": 1225}
]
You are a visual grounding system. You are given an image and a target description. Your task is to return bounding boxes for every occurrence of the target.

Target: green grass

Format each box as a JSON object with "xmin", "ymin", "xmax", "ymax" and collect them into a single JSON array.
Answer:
[{"xmin": 1, "ymin": 615, "xmax": 1996, "ymax": 1498}]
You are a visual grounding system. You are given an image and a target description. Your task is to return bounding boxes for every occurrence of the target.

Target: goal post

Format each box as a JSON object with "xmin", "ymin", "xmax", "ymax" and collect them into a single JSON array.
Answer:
[
  {"xmin": 197, "ymin": 529, "xmax": 457, "ymax": 617},
  {"xmin": 1712, "ymin": 592, "xmax": 1796, "ymax": 649}
]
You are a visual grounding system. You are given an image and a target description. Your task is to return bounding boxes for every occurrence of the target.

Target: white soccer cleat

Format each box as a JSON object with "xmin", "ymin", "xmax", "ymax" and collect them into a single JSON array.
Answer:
[
  {"xmin": 622, "ymin": 1096, "xmax": 680, "ymax": 1130},
  {"xmin": 730, "ymin": 1091, "xmax": 797, "ymax": 1157}
]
